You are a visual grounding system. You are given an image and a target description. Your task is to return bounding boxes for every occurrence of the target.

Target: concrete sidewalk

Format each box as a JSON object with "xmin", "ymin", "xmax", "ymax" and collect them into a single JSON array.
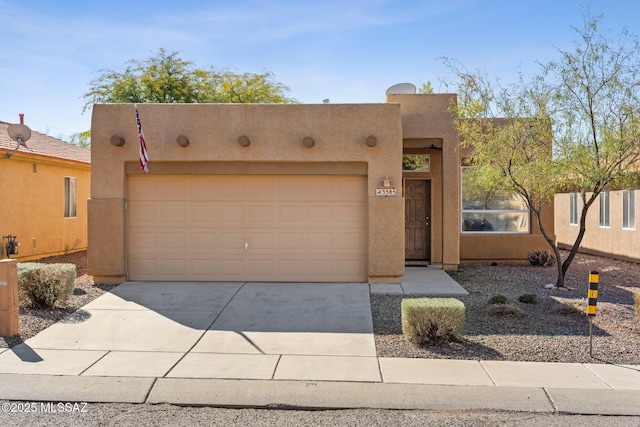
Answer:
[{"xmin": 0, "ymin": 279, "xmax": 638, "ymax": 416}]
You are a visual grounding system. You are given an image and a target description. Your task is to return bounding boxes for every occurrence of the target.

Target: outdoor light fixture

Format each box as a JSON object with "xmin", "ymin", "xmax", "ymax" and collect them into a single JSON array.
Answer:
[
  {"xmin": 382, "ymin": 177, "xmax": 392, "ymax": 188},
  {"xmin": 110, "ymin": 135, "xmax": 125, "ymax": 147},
  {"xmin": 5, "ymin": 114, "xmax": 31, "ymax": 159},
  {"xmin": 238, "ymin": 135, "xmax": 251, "ymax": 147},
  {"xmin": 302, "ymin": 136, "xmax": 315, "ymax": 148},
  {"xmin": 176, "ymin": 135, "xmax": 190, "ymax": 147}
]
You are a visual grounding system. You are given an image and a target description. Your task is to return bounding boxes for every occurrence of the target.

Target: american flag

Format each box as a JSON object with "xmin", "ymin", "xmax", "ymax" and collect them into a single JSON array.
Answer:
[{"xmin": 135, "ymin": 104, "xmax": 149, "ymax": 173}]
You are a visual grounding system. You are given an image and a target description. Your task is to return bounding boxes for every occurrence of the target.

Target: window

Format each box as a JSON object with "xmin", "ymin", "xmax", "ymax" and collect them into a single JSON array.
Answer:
[
  {"xmin": 599, "ymin": 191, "xmax": 610, "ymax": 227},
  {"xmin": 64, "ymin": 177, "xmax": 77, "ymax": 218},
  {"xmin": 569, "ymin": 192, "xmax": 579, "ymax": 225},
  {"xmin": 461, "ymin": 167, "xmax": 530, "ymax": 233},
  {"xmin": 623, "ymin": 189, "xmax": 636, "ymax": 230},
  {"xmin": 402, "ymin": 154, "xmax": 430, "ymax": 172}
]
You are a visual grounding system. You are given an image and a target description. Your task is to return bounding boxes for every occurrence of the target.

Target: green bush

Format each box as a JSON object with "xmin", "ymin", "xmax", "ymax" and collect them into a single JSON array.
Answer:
[
  {"xmin": 401, "ymin": 298, "xmax": 465, "ymax": 345},
  {"xmin": 17, "ymin": 263, "xmax": 76, "ymax": 308},
  {"xmin": 488, "ymin": 294, "xmax": 508, "ymax": 305},
  {"xmin": 527, "ymin": 249, "xmax": 555, "ymax": 267},
  {"xmin": 519, "ymin": 293, "xmax": 538, "ymax": 304}
]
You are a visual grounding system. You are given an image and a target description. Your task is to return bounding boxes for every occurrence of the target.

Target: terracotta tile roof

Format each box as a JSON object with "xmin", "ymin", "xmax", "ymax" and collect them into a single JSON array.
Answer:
[{"xmin": 0, "ymin": 121, "xmax": 90, "ymax": 164}]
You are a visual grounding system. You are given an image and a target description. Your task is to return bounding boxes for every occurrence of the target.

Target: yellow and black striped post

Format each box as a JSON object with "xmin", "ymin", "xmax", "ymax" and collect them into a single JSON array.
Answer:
[{"xmin": 587, "ymin": 270, "xmax": 599, "ymax": 356}]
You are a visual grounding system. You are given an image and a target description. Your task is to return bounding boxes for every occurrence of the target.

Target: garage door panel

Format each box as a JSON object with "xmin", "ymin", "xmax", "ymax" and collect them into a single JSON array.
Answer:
[
  {"xmin": 162, "ymin": 259, "xmax": 186, "ymax": 276},
  {"xmin": 216, "ymin": 177, "xmax": 245, "ymax": 200},
  {"xmin": 220, "ymin": 232, "xmax": 244, "ymax": 249},
  {"xmin": 336, "ymin": 205, "xmax": 367, "ymax": 224},
  {"xmin": 189, "ymin": 204, "xmax": 216, "ymax": 222},
  {"xmin": 127, "ymin": 175, "xmax": 367, "ymax": 282},
  {"xmin": 191, "ymin": 259, "xmax": 215, "ymax": 276},
  {"xmin": 277, "ymin": 205, "xmax": 304, "ymax": 222},
  {"xmin": 247, "ymin": 205, "xmax": 275, "ymax": 223},
  {"xmin": 305, "ymin": 206, "xmax": 334, "ymax": 223},
  {"xmin": 219, "ymin": 205, "xmax": 244, "ymax": 223},
  {"xmin": 277, "ymin": 232, "xmax": 304, "ymax": 249},
  {"xmin": 191, "ymin": 233, "xmax": 215, "ymax": 249},
  {"xmin": 130, "ymin": 204, "xmax": 157, "ymax": 225},
  {"xmin": 131, "ymin": 232, "xmax": 156, "ymax": 249},
  {"xmin": 158, "ymin": 232, "xmax": 185, "ymax": 249},
  {"xmin": 160, "ymin": 205, "xmax": 186, "ymax": 222},
  {"xmin": 219, "ymin": 259, "xmax": 244, "ymax": 277}
]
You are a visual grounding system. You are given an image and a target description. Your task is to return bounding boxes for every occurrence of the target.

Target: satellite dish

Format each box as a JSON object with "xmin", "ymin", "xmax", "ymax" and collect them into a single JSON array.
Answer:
[
  {"xmin": 385, "ymin": 83, "xmax": 416, "ymax": 95},
  {"xmin": 7, "ymin": 123, "xmax": 31, "ymax": 143},
  {"xmin": 5, "ymin": 123, "xmax": 32, "ymax": 158}
]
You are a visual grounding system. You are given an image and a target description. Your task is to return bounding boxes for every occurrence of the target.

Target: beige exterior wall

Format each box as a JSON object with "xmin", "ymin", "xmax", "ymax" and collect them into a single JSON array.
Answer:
[
  {"xmin": 555, "ymin": 190, "xmax": 640, "ymax": 262},
  {"xmin": 387, "ymin": 94, "xmax": 460, "ymax": 269},
  {"xmin": 89, "ymin": 103, "xmax": 404, "ymax": 283},
  {"xmin": 385, "ymin": 94, "xmax": 550, "ymax": 266},
  {"xmin": 0, "ymin": 152, "xmax": 90, "ymax": 261},
  {"xmin": 89, "ymin": 96, "xmax": 554, "ymax": 283}
]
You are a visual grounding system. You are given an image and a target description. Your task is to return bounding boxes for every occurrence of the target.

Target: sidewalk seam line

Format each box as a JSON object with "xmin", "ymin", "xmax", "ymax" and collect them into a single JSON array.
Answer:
[
  {"xmin": 582, "ymin": 363, "xmax": 615, "ymax": 389},
  {"xmin": 271, "ymin": 355, "xmax": 282, "ymax": 380},
  {"xmin": 478, "ymin": 361, "xmax": 497, "ymax": 386},
  {"xmin": 77, "ymin": 350, "xmax": 111, "ymax": 376},
  {"xmin": 543, "ymin": 387, "xmax": 559, "ymax": 413},
  {"xmin": 143, "ymin": 377, "xmax": 159, "ymax": 403}
]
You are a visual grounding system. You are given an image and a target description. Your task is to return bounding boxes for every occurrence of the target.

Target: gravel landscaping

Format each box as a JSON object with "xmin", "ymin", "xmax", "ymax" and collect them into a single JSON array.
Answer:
[
  {"xmin": 2, "ymin": 250, "xmax": 639, "ymax": 365},
  {"xmin": 373, "ymin": 251, "xmax": 640, "ymax": 365},
  {"xmin": 0, "ymin": 251, "xmax": 116, "ymax": 349}
]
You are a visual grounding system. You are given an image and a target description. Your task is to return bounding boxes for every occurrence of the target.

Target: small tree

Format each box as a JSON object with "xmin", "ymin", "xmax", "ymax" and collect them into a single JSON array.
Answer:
[
  {"xmin": 446, "ymin": 14, "xmax": 640, "ymax": 287},
  {"xmin": 83, "ymin": 49, "xmax": 295, "ymax": 112},
  {"xmin": 449, "ymin": 62, "xmax": 563, "ymax": 283},
  {"xmin": 545, "ymin": 16, "xmax": 640, "ymax": 281}
]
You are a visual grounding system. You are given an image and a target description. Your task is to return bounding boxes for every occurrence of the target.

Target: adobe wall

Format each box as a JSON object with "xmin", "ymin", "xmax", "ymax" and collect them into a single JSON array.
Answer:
[{"xmin": 88, "ymin": 103, "xmax": 405, "ymax": 283}]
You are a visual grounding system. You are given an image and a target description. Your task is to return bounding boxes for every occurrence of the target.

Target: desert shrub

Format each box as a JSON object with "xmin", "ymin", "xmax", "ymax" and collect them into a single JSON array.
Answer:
[
  {"xmin": 634, "ymin": 291, "xmax": 640, "ymax": 329},
  {"xmin": 488, "ymin": 294, "xmax": 508, "ymax": 305},
  {"xmin": 488, "ymin": 303, "xmax": 525, "ymax": 318},
  {"xmin": 401, "ymin": 298, "xmax": 465, "ymax": 345},
  {"xmin": 527, "ymin": 249, "xmax": 555, "ymax": 267},
  {"xmin": 554, "ymin": 303, "xmax": 583, "ymax": 316},
  {"xmin": 518, "ymin": 293, "xmax": 538, "ymax": 304},
  {"xmin": 17, "ymin": 263, "xmax": 76, "ymax": 308}
]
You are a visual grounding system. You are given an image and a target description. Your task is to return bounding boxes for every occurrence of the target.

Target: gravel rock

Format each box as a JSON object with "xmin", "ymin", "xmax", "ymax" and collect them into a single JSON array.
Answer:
[{"xmin": 373, "ymin": 251, "xmax": 640, "ymax": 364}]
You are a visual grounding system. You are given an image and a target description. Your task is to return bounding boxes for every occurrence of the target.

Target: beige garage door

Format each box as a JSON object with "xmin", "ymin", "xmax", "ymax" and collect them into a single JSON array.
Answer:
[{"xmin": 127, "ymin": 175, "xmax": 367, "ymax": 282}]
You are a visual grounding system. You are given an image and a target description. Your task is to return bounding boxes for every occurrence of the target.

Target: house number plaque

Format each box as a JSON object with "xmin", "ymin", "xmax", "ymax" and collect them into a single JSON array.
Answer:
[{"xmin": 375, "ymin": 188, "xmax": 397, "ymax": 196}]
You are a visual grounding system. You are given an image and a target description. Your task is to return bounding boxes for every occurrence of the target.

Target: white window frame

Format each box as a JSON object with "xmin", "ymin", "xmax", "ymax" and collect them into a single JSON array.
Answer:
[
  {"xmin": 64, "ymin": 176, "xmax": 77, "ymax": 218},
  {"xmin": 569, "ymin": 192, "xmax": 579, "ymax": 226},
  {"xmin": 599, "ymin": 191, "xmax": 610, "ymax": 228},
  {"xmin": 623, "ymin": 189, "xmax": 636, "ymax": 230},
  {"xmin": 460, "ymin": 166, "xmax": 530, "ymax": 234}
]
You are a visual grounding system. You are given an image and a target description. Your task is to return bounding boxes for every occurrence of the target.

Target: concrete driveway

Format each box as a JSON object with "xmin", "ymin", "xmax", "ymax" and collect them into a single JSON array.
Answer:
[{"xmin": 0, "ymin": 281, "xmax": 377, "ymax": 381}]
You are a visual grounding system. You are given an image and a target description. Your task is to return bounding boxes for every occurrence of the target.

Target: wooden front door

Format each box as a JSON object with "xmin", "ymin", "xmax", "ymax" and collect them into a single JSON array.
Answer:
[{"xmin": 405, "ymin": 180, "xmax": 431, "ymax": 260}]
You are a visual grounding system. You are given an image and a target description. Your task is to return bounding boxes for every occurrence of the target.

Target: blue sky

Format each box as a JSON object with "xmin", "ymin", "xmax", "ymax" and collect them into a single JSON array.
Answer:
[{"xmin": 1, "ymin": 0, "xmax": 639, "ymax": 141}]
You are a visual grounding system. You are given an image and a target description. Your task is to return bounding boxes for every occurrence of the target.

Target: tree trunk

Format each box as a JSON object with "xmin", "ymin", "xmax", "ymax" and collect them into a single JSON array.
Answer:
[
  {"xmin": 531, "ymin": 208, "xmax": 564, "ymax": 287},
  {"xmin": 559, "ymin": 194, "xmax": 598, "ymax": 286}
]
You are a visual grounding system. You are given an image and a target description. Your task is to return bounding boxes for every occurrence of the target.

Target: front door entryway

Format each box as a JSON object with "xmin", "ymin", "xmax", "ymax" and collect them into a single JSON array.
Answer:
[{"xmin": 404, "ymin": 180, "xmax": 431, "ymax": 262}]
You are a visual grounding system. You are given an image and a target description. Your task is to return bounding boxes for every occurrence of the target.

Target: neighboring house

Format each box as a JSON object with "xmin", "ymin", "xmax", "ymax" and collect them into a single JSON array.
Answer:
[
  {"xmin": 555, "ymin": 189, "xmax": 639, "ymax": 262},
  {"xmin": 88, "ymin": 93, "xmax": 552, "ymax": 284},
  {"xmin": 0, "ymin": 121, "xmax": 91, "ymax": 261}
]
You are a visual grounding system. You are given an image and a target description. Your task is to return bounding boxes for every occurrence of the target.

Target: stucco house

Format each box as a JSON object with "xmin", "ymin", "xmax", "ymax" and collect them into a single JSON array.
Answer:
[
  {"xmin": 0, "ymin": 120, "xmax": 91, "ymax": 261},
  {"xmin": 87, "ymin": 93, "xmax": 553, "ymax": 285},
  {"xmin": 555, "ymin": 188, "xmax": 639, "ymax": 262}
]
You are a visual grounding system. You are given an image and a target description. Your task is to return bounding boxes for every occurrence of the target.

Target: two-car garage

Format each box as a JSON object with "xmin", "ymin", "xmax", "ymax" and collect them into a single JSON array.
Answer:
[
  {"xmin": 88, "ymin": 103, "xmax": 405, "ymax": 284},
  {"xmin": 126, "ymin": 174, "xmax": 368, "ymax": 282}
]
